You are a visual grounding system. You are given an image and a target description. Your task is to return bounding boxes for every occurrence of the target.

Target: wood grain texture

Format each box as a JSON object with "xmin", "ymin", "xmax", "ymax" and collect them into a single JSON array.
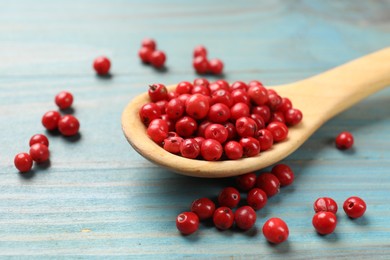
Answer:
[{"xmin": 1, "ymin": 0, "xmax": 390, "ymax": 258}]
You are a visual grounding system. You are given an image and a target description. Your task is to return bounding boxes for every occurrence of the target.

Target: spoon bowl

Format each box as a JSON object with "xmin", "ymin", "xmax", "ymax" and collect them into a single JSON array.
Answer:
[{"xmin": 122, "ymin": 47, "xmax": 390, "ymax": 178}]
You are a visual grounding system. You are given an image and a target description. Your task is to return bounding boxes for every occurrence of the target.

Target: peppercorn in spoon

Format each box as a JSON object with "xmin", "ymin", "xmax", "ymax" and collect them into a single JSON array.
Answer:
[{"xmin": 122, "ymin": 47, "xmax": 390, "ymax": 178}]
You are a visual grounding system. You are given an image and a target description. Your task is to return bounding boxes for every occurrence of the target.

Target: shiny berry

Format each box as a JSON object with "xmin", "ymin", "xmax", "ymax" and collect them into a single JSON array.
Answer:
[
  {"xmin": 236, "ymin": 117, "xmax": 257, "ymax": 137},
  {"xmin": 312, "ymin": 211, "xmax": 337, "ymax": 235},
  {"xmin": 284, "ymin": 108, "xmax": 303, "ymax": 126},
  {"xmin": 175, "ymin": 81, "xmax": 193, "ymax": 95},
  {"xmin": 55, "ymin": 91, "xmax": 73, "ymax": 110},
  {"xmin": 193, "ymin": 78, "xmax": 209, "ymax": 88},
  {"xmin": 208, "ymin": 103, "xmax": 231, "ymax": 123},
  {"xmin": 58, "ymin": 115, "xmax": 80, "ymax": 136},
  {"xmin": 277, "ymin": 97, "xmax": 293, "ymax": 113},
  {"xmin": 139, "ymin": 102, "xmax": 161, "ymax": 126},
  {"xmin": 266, "ymin": 122, "xmax": 288, "ymax": 142},
  {"xmin": 213, "ymin": 207, "xmax": 234, "ymax": 230},
  {"xmin": 141, "ymin": 38, "xmax": 156, "ymax": 50},
  {"xmin": 336, "ymin": 131, "xmax": 354, "ymax": 150},
  {"xmin": 234, "ymin": 206, "xmax": 257, "ymax": 230},
  {"xmin": 191, "ymin": 198, "xmax": 216, "ymax": 220},
  {"xmin": 252, "ymin": 105, "xmax": 271, "ymax": 123},
  {"xmin": 231, "ymin": 89, "xmax": 250, "ymax": 106},
  {"xmin": 176, "ymin": 212, "xmax": 199, "ymax": 235},
  {"xmin": 93, "ymin": 56, "xmax": 111, "ymax": 75},
  {"xmin": 200, "ymin": 139, "xmax": 223, "ymax": 161},
  {"xmin": 191, "ymin": 84, "xmax": 210, "ymax": 96},
  {"xmin": 218, "ymin": 187, "xmax": 240, "ymax": 208},
  {"xmin": 150, "ymin": 50, "xmax": 166, "ymax": 68},
  {"xmin": 175, "ymin": 116, "xmax": 198, "ymax": 137},
  {"xmin": 343, "ymin": 196, "xmax": 366, "ymax": 218},
  {"xmin": 166, "ymin": 98, "xmax": 184, "ymax": 120},
  {"xmin": 208, "ymin": 58, "xmax": 223, "ymax": 75},
  {"xmin": 14, "ymin": 153, "xmax": 33, "ymax": 173},
  {"xmin": 313, "ymin": 197, "xmax": 338, "ymax": 214},
  {"xmin": 138, "ymin": 47, "xmax": 153, "ymax": 63},
  {"xmin": 239, "ymin": 137, "xmax": 260, "ymax": 157},
  {"xmin": 247, "ymin": 85, "xmax": 268, "ymax": 106},
  {"xmin": 230, "ymin": 102, "xmax": 250, "ymax": 121},
  {"xmin": 255, "ymin": 129, "xmax": 274, "ymax": 151},
  {"xmin": 211, "ymin": 89, "xmax": 233, "ymax": 108},
  {"xmin": 29, "ymin": 134, "xmax": 49, "ymax": 147},
  {"xmin": 204, "ymin": 124, "xmax": 228, "ymax": 143},
  {"xmin": 185, "ymin": 94, "xmax": 210, "ymax": 120},
  {"xmin": 256, "ymin": 173, "xmax": 280, "ymax": 197},
  {"xmin": 230, "ymin": 81, "xmax": 248, "ymax": 91},
  {"xmin": 247, "ymin": 188, "xmax": 267, "ymax": 210},
  {"xmin": 193, "ymin": 56, "xmax": 209, "ymax": 74},
  {"xmin": 147, "ymin": 119, "xmax": 169, "ymax": 144},
  {"xmin": 163, "ymin": 136, "xmax": 183, "ymax": 154},
  {"xmin": 180, "ymin": 138, "xmax": 200, "ymax": 159},
  {"xmin": 262, "ymin": 217, "xmax": 289, "ymax": 244},
  {"xmin": 271, "ymin": 164, "xmax": 294, "ymax": 187},
  {"xmin": 148, "ymin": 84, "xmax": 168, "ymax": 102},
  {"xmin": 224, "ymin": 141, "xmax": 243, "ymax": 160},
  {"xmin": 29, "ymin": 143, "xmax": 49, "ymax": 163},
  {"xmin": 42, "ymin": 111, "xmax": 61, "ymax": 131},
  {"xmin": 193, "ymin": 45, "xmax": 207, "ymax": 58},
  {"xmin": 235, "ymin": 172, "xmax": 257, "ymax": 191}
]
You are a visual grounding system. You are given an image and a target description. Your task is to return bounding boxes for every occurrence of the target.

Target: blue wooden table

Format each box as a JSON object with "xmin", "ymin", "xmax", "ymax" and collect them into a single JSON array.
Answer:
[{"xmin": 1, "ymin": 0, "xmax": 389, "ymax": 258}]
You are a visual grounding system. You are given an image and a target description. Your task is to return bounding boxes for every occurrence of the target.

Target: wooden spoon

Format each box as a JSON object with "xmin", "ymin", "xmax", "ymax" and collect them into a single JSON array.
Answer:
[{"xmin": 122, "ymin": 47, "xmax": 390, "ymax": 178}]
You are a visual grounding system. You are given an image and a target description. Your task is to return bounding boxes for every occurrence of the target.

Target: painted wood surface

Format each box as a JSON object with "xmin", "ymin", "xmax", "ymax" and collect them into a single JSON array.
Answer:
[{"xmin": 0, "ymin": 0, "xmax": 389, "ymax": 258}]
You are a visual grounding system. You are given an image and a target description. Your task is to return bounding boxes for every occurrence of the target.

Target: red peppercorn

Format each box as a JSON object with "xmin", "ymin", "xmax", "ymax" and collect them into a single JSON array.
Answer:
[
  {"xmin": 250, "ymin": 114, "xmax": 265, "ymax": 130},
  {"xmin": 55, "ymin": 91, "xmax": 73, "ymax": 110},
  {"xmin": 263, "ymin": 218, "xmax": 289, "ymax": 244},
  {"xmin": 42, "ymin": 111, "xmax": 61, "ymax": 131},
  {"xmin": 29, "ymin": 143, "xmax": 49, "ymax": 163},
  {"xmin": 208, "ymin": 103, "xmax": 231, "ymax": 123},
  {"xmin": 93, "ymin": 56, "xmax": 111, "ymax": 75},
  {"xmin": 155, "ymin": 100, "xmax": 168, "ymax": 115},
  {"xmin": 255, "ymin": 129, "xmax": 274, "ymax": 151},
  {"xmin": 138, "ymin": 47, "xmax": 153, "ymax": 63},
  {"xmin": 139, "ymin": 102, "xmax": 161, "ymax": 126},
  {"xmin": 200, "ymin": 139, "xmax": 223, "ymax": 161},
  {"xmin": 175, "ymin": 81, "xmax": 193, "ymax": 95},
  {"xmin": 247, "ymin": 188, "xmax": 268, "ymax": 210},
  {"xmin": 284, "ymin": 108, "xmax": 303, "ymax": 126},
  {"xmin": 224, "ymin": 141, "xmax": 243, "ymax": 160},
  {"xmin": 193, "ymin": 56, "xmax": 209, "ymax": 74},
  {"xmin": 175, "ymin": 116, "xmax": 198, "ymax": 137},
  {"xmin": 234, "ymin": 206, "xmax": 257, "ymax": 230},
  {"xmin": 213, "ymin": 207, "xmax": 234, "ymax": 230},
  {"xmin": 208, "ymin": 58, "xmax": 224, "ymax": 75},
  {"xmin": 148, "ymin": 84, "xmax": 168, "ymax": 102},
  {"xmin": 313, "ymin": 197, "xmax": 338, "ymax": 214},
  {"xmin": 58, "ymin": 115, "xmax": 80, "ymax": 137},
  {"xmin": 191, "ymin": 198, "xmax": 216, "ymax": 220},
  {"xmin": 218, "ymin": 187, "xmax": 240, "ymax": 208},
  {"xmin": 166, "ymin": 98, "xmax": 185, "ymax": 120},
  {"xmin": 141, "ymin": 38, "xmax": 156, "ymax": 51},
  {"xmin": 14, "ymin": 153, "xmax": 33, "ymax": 173},
  {"xmin": 335, "ymin": 131, "xmax": 354, "ymax": 150},
  {"xmin": 193, "ymin": 45, "xmax": 207, "ymax": 58},
  {"xmin": 211, "ymin": 89, "xmax": 233, "ymax": 108},
  {"xmin": 230, "ymin": 102, "xmax": 250, "ymax": 121},
  {"xmin": 267, "ymin": 92, "xmax": 282, "ymax": 111},
  {"xmin": 231, "ymin": 89, "xmax": 250, "ymax": 106},
  {"xmin": 252, "ymin": 105, "xmax": 271, "ymax": 123},
  {"xmin": 270, "ymin": 111, "xmax": 285, "ymax": 124},
  {"xmin": 163, "ymin": 136, "xmax": 183, "ymax": 154},
  {"xmin": 256, "ymin": 173, "xmax": 280, "ymax": 197},
  {"xmin": 239, "ymin": 137, "xmax": 260, "ymax": 157},
  {"xmin": 150, "ymin": 50, "xmax": 166, "ymax": 68},
  {"xmin": 266, "ymin": 121, "xmax": 288, "ymax": 142},
  {"xmin": 235, "ymin": 172, "xmax": 257, "ymax": 191},
  {"xmin": 176, "ymin": 211, "xmax": 199, "ymax": 235},
  {"xmin": 147, "ymin": 119, "xmax": 169, "ymax": 144},
  {"xmin": 271, "ymin": 164, "xmax": 294, "ymax": 187},
  {"xmin": 180, "ymin": 138, "xmax": 200, "ymax": 159},
  {"xmin": 185, "ymin": 94, "xmax": 210, "ymax": 120},
  {"xmin": 29, "ymin": 134, "xmax": 49, "ymax": 147},
  {"xmin": 247, "ymin": 85, "xmax": 268, "ymax": 106},
  {"xmin": 193, "ymin": 78, "xmax": 209, "ymax": 88},
  {"xmin": 235, "ymin": 117, "xmax": 257, "ymax": 137},
  {"xmin": 312, "ymin": 211, "xmax": 337, "ymax": 235},
  {"xmin": 230, "ymin": 81, "xmax": 248, "ymax": 91},
  {"xmin": 223, "ymin": 122, "xmax": 237, "ymax": 141},
  {"xmin": 277, "ymin": 97, "xmax": 293, "ymax": 113},
  {"xmin": 204, "ymin": 124, "xmax": 228, "ymax": 144},
  {"xmin": 343, "ymin": 196, "xmax": 366, "ymax": 218}
]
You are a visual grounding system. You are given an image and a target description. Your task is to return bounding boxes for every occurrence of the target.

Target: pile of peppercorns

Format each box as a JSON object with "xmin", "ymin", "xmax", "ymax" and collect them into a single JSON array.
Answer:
[{"xmin": 139, "ymin": 79, "xmax": 303, "ymax": 161}]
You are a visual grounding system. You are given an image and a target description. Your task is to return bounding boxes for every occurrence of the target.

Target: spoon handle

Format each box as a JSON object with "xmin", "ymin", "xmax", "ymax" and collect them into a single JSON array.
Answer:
[{"xmin": 279, "ymin": 47, "xmax": 390, "ymax": 124}]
